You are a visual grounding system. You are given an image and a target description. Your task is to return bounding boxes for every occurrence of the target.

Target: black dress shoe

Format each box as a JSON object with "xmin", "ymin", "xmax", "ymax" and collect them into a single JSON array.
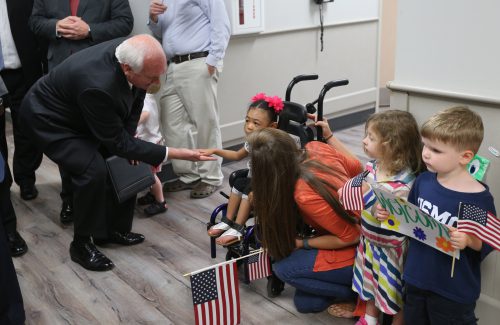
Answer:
[
  {"xmin": 7, "ymin": 231, "xmax": 28, "ymax": 257},
  {"xmin": 69, "ymin": 241, "xmax": 114, "ymax": 271},
  {"xmin": 60, "ymin": 202, "xmax": 74, "ymax": 224},
  {"xmin": 20, "ymin": 184, "xmax": 38, "ymax": 200},
  {"xmin": 94, "ymin": 232, "xmax": 145, "ymax": 246}
]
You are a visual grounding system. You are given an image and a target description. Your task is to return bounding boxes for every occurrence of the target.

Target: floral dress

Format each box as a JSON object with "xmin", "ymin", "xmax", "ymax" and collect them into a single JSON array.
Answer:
[{"xmin": 352, "ymin": 160, "xmax": 415, "ymax": 315}]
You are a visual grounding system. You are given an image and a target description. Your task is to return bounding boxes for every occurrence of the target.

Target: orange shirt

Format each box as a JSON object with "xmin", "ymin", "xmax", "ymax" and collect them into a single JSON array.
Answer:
[{"xmin": 294, "ymin": 141, "xmax": 362, "ymax": 272}]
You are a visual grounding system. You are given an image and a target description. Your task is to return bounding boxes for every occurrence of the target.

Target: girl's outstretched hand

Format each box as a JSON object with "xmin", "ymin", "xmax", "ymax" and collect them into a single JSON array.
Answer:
[{"xmin": 199, "ymin": 148, "xmax": 217, "ymax": 156}]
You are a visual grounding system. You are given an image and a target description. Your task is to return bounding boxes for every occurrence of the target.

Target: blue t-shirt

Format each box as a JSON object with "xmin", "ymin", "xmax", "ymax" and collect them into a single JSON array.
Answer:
[{"xmin": 404, "ymin": 171, "xmax": 496, "ymax": 304}]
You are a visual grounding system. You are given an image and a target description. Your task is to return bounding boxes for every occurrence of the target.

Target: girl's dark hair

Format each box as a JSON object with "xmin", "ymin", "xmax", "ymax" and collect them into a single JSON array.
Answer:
[
  {"xmin": 249, "ymin": 128, "xmax": 357, "ymax": 260},
  {"xmin": 248, "ymin": 99, "xmax": 279, "ymax": 123}
]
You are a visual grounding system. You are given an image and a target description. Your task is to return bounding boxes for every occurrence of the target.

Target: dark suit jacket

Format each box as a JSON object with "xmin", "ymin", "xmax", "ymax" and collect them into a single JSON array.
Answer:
[
  {"xmin": 29, "ymin": 0, "xmax": 133, "ymax": 70},
  {"xmin": 19, "ymin": 38, "xmax": 165, "ymax": 175},
  {"xmin": 5, "ymin": 0, "xmax": 44, "ymax": 86}
]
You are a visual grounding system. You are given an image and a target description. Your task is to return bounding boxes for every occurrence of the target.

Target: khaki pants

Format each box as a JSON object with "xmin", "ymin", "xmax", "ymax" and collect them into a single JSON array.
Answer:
[{"xmin": 159, "ymin": 58, "xmax": 223, "ymax": 186}]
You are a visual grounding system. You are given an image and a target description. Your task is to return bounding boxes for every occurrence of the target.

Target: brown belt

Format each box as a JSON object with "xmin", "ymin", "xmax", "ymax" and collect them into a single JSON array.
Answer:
[{"xmin": 169, "ymin": 51, "xmax": 209, "ymax": 64}]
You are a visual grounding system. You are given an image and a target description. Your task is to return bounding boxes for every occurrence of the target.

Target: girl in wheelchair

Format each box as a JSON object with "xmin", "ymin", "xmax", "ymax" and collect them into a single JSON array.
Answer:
[{"xmin": 201, "ymin": 93, "xmax": 282, "ymax": 246}]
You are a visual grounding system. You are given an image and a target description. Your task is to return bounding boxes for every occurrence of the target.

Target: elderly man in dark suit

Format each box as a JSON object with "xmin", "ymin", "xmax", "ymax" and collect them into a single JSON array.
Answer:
[
  {"xmin": 29, "ymin": 0, "xmax": 134, "ymax": 224},
  {"xmin": 19, "ymin": 34, "xmax": 214, "ymax": 271}
]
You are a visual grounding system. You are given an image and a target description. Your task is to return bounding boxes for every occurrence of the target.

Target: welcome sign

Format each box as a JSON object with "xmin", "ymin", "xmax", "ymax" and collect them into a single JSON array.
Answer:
[{"xmin": 371, "ymin": 187, "xmax": 458, "ymax": 258}]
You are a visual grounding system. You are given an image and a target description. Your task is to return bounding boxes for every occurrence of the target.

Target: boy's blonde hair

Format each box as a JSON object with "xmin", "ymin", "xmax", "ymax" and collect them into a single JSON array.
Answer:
[
  {"xmin": 366, "ymin": 110, "xmax": 423, "ymax": 175},
  {"xmin": 421, "ymin": 106, "xmax": 483, "ymax": 154}
]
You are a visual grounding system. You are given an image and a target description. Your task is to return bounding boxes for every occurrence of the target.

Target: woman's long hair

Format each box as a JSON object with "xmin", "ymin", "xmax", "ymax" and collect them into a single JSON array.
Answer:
[{"xmin": 249, "ymin": 128, "xmax": 356, "ymax": 260}]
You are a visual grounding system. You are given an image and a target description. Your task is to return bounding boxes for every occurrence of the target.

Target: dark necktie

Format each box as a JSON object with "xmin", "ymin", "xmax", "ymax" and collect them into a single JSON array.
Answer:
[{"xmin": 70, "ymin": 0, "xmax": 79, "ymax": 16}]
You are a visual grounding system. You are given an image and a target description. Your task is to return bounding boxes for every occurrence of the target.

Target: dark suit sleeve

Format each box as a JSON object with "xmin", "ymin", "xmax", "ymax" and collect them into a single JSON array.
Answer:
[
  {"xmin": 29, "ymin": 0, "xmax": 59, "ymax": 40},
  {"xmin": 78, "ymin": 89, "xmax": 165, "ymax": 166},
  {"xmin": 87, "ymin": 0, "xmax": 133, "ymax": 43}
]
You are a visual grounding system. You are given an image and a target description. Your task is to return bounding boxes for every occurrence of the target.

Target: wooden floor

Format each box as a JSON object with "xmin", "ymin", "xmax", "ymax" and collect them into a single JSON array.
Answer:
[{"xmin": 7, "ymin": 121, "xmax": 368, "ymax": 325}]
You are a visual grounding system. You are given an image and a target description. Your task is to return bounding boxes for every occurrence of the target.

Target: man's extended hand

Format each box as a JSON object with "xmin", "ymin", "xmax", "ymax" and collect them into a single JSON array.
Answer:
[
  {"xmin": 168, "ymin": 148, "xmax": 217, "ymax": 161},
  {"xmin": 56, "ymin": 16, "xmax": 90, "ymax": 40}
]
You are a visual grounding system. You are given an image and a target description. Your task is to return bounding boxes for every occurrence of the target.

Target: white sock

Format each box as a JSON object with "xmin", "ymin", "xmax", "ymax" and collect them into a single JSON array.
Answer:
[{"xmin": 364, "ymin": 314, "xmax": 378, "ymax": 325}]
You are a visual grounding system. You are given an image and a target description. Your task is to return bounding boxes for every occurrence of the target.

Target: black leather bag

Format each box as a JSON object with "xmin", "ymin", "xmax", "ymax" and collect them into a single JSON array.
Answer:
[{"xmin": 105, "ymin": 156, "xmax": 155, "ymax": 203}]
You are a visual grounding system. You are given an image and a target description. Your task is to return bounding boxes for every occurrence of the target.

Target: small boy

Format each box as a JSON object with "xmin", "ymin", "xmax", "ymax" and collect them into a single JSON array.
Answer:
[{"xmin": 403, "ymin": 106, "xmax": 496, "ymax": 325}]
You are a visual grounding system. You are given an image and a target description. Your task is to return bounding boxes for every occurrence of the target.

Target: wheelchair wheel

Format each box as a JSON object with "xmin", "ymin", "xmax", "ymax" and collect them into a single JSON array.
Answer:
[
  {"xmin": 225, "ymin": 250, "xmax": 237, "ymax": 261},
  {"xmin": 266, "ymin": 274, "xmax": 285, "ymax": 298}
]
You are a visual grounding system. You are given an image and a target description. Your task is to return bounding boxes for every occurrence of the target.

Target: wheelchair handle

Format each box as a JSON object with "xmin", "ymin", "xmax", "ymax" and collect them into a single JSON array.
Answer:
[
  {"xmin": 316, "ymin": 79, "xmax": 349, "ymax": 141},
  {"xmin": 285, "ymin": 74, "xmax": 319, "ymax": 101}
]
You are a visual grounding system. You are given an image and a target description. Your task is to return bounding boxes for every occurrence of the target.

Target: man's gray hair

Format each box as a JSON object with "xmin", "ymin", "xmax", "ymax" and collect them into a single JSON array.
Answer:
[{"xmin": 115, "ymin": 35, "xmax": 158, "ymax": 72}]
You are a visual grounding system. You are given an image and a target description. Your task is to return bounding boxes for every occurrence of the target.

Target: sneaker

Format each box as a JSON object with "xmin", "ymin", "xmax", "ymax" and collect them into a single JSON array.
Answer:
[
  {"xmin": 137, "ymin": 192, "xmax": 156, "ymax": 205},
  {"xmin": 144, "ymin": 201, "xmax": 168, "ymax": 216},
  {"xmin": 190, "ymin": 182, "xmax": 218, "ymax": 199}
]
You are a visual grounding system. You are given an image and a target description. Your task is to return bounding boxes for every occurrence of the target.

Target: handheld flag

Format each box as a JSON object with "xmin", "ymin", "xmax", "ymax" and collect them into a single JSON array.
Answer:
[
  {"xmin": 457, "ymin": 202, "xmax": 500, "ymax": 251},
  {"xmin": 246, "ymin": 250, "xmax": 272, "ymax": 282},
  {"xmin": 191, "ymin": 261, "xmax": 240, "ymax": 325},
  {"xmin": 340, "ymin": 171, "xmax": 368, "ymax": 211}
]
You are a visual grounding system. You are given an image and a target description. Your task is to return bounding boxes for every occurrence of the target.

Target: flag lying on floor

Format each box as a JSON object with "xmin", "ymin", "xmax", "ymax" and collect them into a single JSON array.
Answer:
[
  {"xmin": 340, "ymin": 170, "xmax": 368, "ymax": 211},
  {"xmin": 457, "ymin": 202, "xmax": 500, "ymax": 251},
  {"xmin": 246, "ymin": 250, "xmax": 272, "ymax": 282},
  {"xmin": 190, "ymin": 260, "xmax": 240, "ymax": 325}
]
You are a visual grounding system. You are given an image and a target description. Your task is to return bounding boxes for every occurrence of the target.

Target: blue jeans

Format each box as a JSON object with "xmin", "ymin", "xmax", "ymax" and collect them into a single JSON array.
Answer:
[
  {"xmin": 404, "ymin": 284, "xmax": 477, "ymax": 325},
  {"xmin": 273, "ymin": 249, "xmax": 356, "ymax": 313}
]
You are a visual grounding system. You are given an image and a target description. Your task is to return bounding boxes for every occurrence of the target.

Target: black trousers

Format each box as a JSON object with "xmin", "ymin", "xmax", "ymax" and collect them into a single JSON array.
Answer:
[
  {"xmin": 0, "ymin": 68, "xmax": 43, "ymax": 188},
  {"xmin": 0, "ymin": 104, "xmax": 18, "ymax": 235},
  {"xmin": 0, "ymin": 172, "xmax": 17, "ymax": 234},
  {"xmin": 59, "ymin": 167, "xmax": 73, "ymax": 207},
  {"xmin": 56, "ymin": 151, "xmax": 135, "ymax": 239},
  {"xmin": 0, "ymin": 219, "xmax": 25, "ymax": 324}
]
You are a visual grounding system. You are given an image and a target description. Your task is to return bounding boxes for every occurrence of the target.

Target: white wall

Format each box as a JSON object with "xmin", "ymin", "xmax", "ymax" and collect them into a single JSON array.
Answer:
[
  {"xmin": 129, "ymin": 0, "xmax": 380, "ymax": 145},
  {"xmin": 257, "ymin": 0, "xmax": 378, "ymax": 32},
  {"xmin": 390, "ymin": 1, "xmax": 500, "ymax": 322},
  {"xmin": 392, "ymin": 0, "xmax": 500, "ymax": 101}
]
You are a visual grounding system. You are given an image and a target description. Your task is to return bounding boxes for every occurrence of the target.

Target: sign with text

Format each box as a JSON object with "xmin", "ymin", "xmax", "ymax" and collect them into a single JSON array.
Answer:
[{"xmin": 371, "ymin": 187, "xmax": 458, "ymax": 258}]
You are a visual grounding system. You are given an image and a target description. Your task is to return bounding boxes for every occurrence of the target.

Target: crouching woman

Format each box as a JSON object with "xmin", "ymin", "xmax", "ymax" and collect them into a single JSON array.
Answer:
[{"xmin": 249, "ymin": 127, "xmax": 362, "ymax": 313}]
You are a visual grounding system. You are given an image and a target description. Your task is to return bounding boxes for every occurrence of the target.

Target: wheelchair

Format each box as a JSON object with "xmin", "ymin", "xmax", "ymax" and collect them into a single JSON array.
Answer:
[{"xmin": 207, "ymin": 75, "xmax": 349, "ymax": 297}]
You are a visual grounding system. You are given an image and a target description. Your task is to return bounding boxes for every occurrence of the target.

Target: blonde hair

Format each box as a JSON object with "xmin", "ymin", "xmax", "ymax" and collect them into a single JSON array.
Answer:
[
  {"xmin": 421, "ymin": 106, "xmax": 483, "ymax": 153},
  {"xmin": 366, "ymin": 110, "xmax": 423, "ymax": 175}
]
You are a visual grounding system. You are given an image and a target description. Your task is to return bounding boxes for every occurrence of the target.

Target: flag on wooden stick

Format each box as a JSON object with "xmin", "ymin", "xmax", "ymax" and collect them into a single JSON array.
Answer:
[
  {"xmin": 340, "ymin": 171, "xmax": 368, "ymax": 211},
  {"xmin": 246, "ymin": 250, "xmax": 272, "ymax": 282},
  {"xmin": 190, "ymin": 261, "xmax": 240, "ymax": 325},
  {"xmin": 457, "ymin": 202, "xmax": 500, "ymax": 251}
]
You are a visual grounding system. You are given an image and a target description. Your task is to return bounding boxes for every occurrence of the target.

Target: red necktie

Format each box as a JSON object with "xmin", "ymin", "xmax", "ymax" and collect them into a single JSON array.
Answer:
[{"xmin": 70, "ymin": 0, "xmax": 79, "ymax": 16}]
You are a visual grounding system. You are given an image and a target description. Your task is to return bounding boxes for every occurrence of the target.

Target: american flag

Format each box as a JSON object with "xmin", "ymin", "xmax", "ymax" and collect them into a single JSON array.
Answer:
[
  {"xmin": 457, "ymin": 202, "xmax": 500, "ymax": 251},
  {"xmin": 246, "ymin": 251, "xmax": 272, "ymax": 282},
  {"xmin": 190, "ymin": 261, "xmax": 240, "ymax": 325},
  {"xmin": 340, "ymin": 171, "xmax": 368, "ymax": 211}
]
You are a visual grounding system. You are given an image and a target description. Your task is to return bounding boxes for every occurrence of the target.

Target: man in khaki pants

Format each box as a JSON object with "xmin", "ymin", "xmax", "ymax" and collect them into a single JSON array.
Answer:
[{"xmin": 148, "ymin": 0, "xmax": 230, "ymax": 198}]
